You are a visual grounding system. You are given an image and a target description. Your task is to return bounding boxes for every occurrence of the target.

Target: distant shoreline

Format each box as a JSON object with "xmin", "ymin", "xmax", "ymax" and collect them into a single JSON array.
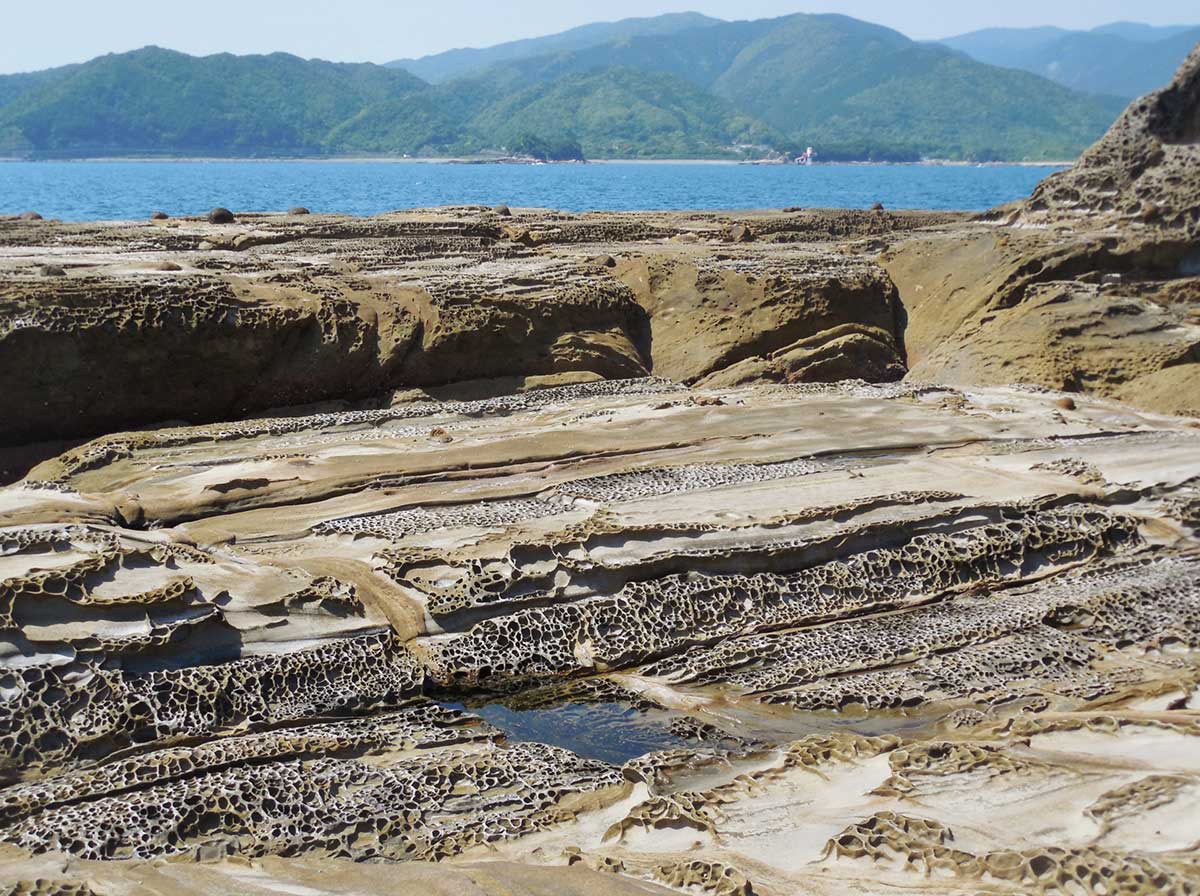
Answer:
[{"xmin": 0, "ymin": 155, "xmax": 1074, "ymax": 167}]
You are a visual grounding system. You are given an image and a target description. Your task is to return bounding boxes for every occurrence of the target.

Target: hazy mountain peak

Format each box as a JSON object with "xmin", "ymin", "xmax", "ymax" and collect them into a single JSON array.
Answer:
[
  {"xmin": 1090, "ymin": 21, "xmax": 1198, "ymax": 41},
  {"xmin": 388, "ymin": 12, "xmax": 723, "ymax": 83},
  {"xmin": 942, "ymin": 21, "xmax": 1199, "ymax": 98}
]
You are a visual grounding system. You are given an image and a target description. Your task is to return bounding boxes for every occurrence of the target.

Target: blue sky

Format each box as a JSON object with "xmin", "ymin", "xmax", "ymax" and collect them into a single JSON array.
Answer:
[{"xmin": 2, "ymin": 0, "xmax": 1197, "ymax": 73}]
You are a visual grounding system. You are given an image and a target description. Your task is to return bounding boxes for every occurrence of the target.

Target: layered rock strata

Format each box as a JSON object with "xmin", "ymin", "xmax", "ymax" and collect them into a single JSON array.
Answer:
[
  {"xmin": 0, "ymin": 209, "xmax": 935, "ymax": 447},
  {"xmin": 2, "ymin": 46, "xmax": 1200, "ymax": 896},
  {"xmin": 1, "ymin": 377, "xmax": 1198, "ymax": 894}
]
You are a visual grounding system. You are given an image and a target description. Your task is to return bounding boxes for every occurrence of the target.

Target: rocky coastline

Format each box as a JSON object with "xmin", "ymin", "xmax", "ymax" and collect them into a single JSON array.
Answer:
[{"xmin": 0, "ymin": 43, "xmax": 1196, "ymax": 896}]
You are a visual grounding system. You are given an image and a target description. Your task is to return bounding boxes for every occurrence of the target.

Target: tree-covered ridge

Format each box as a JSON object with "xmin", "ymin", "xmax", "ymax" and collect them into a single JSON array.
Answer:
[
  {"xmin": 0, "ymin": 13, "xmax": 1152, "ymax": 162},
  {"xmin": 705, "ymin": 16, "xmax": 1127, "ymax": 160},
  {"xmin": 468, "ymin": 68, "xmax": 782, "ymax": 160},
  {"xmin": 387, "ymin": 12, "xmax": 722, "ymax": 84},
  {"xmin": 0, "ymin": 47, "xmax": 427, "ymax": 155},
  {"xmin": 463, "ymin": 14, "xmax": 1127, "ymax": 161}
]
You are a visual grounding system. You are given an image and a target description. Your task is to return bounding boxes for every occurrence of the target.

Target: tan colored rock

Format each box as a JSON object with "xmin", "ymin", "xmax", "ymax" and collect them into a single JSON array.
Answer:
[
  {"xmin": 615, "ymin": 247, "xmax": 903, "ymax": 384},
  {"xmin": 1021, "ymin": 42, "xmax": 1200, "ymax": 235},
  {"xmin": 900, "ymin": 277, "xmax": 1199, "ymax": 409},
  {"xmin": 884, "ymin": 46, "xmax": 1200, "ymax": 416},
  {"xmin": 0, "ymin": 208, "xmax": 926, "ymax": 445},
  {"xmin": 0, "ymin": 377, "xmax": 1197, "ymax": 894}
]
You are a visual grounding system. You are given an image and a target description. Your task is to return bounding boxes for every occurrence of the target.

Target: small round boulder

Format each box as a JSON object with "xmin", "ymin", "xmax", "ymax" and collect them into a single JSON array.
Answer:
[
  {"xmin": 724, "ymin": 223, "xmax": 754, "ymax": 243},
  {"xmin": 492, "ymin": 204, "xmax": 512, "ymax": 217},
  {"xmin": 20, "ymin": 211, "xmax": 43, "ymax": 221},
  {"xmin": 1055, "ymin": 396, "xmax": 1077, "ymax": 411},
  {"xmin": 39, "ymin": 264, "xmax": 66, "ymax": 277},
  {"xmin": 150, "ymin": 211, "xmax": 169, "ymax": 221},
  {"xmin": 287, "ymin": 207, "xmax": 311, "ymax": 216},
  {"xmin": 207, "ymin": 207, "xmax": 236, "ymax": 224}
]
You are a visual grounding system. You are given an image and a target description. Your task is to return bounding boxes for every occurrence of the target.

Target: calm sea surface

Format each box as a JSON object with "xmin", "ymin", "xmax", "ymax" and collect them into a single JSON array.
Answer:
[{"xmin": 0, "ymin": 160, "xmax": 1065, "ymax": 221}]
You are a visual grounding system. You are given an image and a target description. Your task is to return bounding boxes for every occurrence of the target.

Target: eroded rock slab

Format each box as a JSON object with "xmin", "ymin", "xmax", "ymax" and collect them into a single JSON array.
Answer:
[
  {"xmin": 0, "ymin": 208, "xmax": 938, "ymax": 448},
  {"xmin": 1, "ymin": 378, "xmax": 1198, "ymax": 894},
  {"xmin": 886, "ymin": 43, "xmax": 1200, "ymax": 416}
]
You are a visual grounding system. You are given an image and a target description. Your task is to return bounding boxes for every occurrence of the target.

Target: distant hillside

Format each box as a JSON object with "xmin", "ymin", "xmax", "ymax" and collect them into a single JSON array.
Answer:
[
  {"xmin": 469, "ymin": 68, "xmax": 781, "ymax": 159},
  {"xmin": 0, "ymin": 65, "xmax": 79, "ymax": 111},
  {"xmin": 0, "ymin": 47, "xmax": 426, "ymax": 156},
  {"xmin": 467, "ymin": 18, "xmax": 781, "ymax": 92},
  {"xmin": 388, "ymin": 12, "xmax": 720, "ymax": 83},
  {"xmin": 708, "ymin": 15, "xmax": 1127, "ymax": 160},
  {"xmin": 0, "ymin": 13, "xmax": 1143, "ymax": 162},
  {"xmin": 942, "ymin": 22, "xmax": 1200, "ymax": 98},
  {"xmin": 1085, "ymin": 22, "xmax": 1197, "ymax": 42},
  {"xmin": 461, "ymin": 13, "xmax": 1127, "ymax": 160},
  {"xmin": 323, "ymin": 66, "xmax": 782, "ymax": 159}
]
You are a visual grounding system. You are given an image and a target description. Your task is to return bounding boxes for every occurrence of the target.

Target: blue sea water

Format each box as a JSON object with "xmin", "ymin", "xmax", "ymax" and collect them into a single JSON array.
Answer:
[{"xmin": 0, "ymin": 159, "xmax": 1065, "ymax": 221}]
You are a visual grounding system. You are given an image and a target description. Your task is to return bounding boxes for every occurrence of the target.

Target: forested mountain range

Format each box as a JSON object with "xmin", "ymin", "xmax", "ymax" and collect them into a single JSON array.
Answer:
[{"xmin": 0, "ymin": 13, "xmax": 1165, "ymax": 161}]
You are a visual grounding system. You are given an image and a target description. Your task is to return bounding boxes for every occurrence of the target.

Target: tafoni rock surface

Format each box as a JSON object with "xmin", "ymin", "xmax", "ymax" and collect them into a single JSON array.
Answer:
[{"xmin": 0, "ymin": 44, "xmax": 1198, "ymax": 896}]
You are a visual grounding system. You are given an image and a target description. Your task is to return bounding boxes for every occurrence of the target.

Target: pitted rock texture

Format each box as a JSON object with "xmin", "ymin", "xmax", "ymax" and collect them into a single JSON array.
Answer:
[
  {"xmin": 4, "ymin": 93, "xmax": 1200, "ymax": 892},
  {"xmin": 823, "ymin": 810, "xmax": 1200, "ymax": 894},
  {"xmin": 416, "ymin": 506, "xmax": 1143, "ymax": 688},
  {"xmin": 2, "ymin": 377, "xmax": 1199, "ymax": 894},
  {"xmin": 0, "ymin": 631, "xmax": 424, "ymax": 779},
  {"xmin": 4, "ymin": 739, "xmax": 620, "ymax": 862},
  {"xmin": 1021, "ymin": 42, "xmax": 1200, "ymax": 235}
]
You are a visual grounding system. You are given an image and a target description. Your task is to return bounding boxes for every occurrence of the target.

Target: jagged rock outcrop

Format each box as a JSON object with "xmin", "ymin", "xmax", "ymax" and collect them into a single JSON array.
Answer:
[
  {"xmin": 1021, "ymin": 42, "xmax": 1200, "ymax": 234},
  {"xmin": 885, "ymin": 44, "xmax": 1200, "ymax": 416}
]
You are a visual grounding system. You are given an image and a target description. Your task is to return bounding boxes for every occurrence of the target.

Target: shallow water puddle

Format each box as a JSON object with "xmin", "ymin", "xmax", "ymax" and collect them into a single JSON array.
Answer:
[
  {"xmin": 438, "ymin": 699, "xmax": 695, "ymax": 764},
  {"xmin": 438, "ymin": 689, "xmax": 948, "ymax": 766}
]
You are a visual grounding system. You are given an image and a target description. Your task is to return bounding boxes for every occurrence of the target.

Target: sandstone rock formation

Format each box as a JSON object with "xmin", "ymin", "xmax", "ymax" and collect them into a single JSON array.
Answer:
[
  {"xmin": 1, "ymin": 377, "xmax": 1198, "ymax": 894},
  {"xmin": 2, "ymin": 45, "xmax": 1199, "ymax": 896},
  {"xmin": 885, "ymin": 42, "xmax": 1200, "ymax": 415},
  {"xmin": 1022, "ymin": 42, "xmax": 1199, "ymax": 234},
  {"xmin": 0, "ymin": 208, "xmax": 940, "ymax": 446}
]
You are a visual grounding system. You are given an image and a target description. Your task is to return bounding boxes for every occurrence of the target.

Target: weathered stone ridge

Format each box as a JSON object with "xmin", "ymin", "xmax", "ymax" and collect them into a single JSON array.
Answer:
[
  {"xmin": 1022, "ymin": 42, "xmax": 1200, "ymax": 234},
  {"xmin": 884, "ymin": 41, "xmax": 1200, "ymax": 416},
  {"xmin": 0, "ymin": 208, "xmax": 930, "ymax": 447}
]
